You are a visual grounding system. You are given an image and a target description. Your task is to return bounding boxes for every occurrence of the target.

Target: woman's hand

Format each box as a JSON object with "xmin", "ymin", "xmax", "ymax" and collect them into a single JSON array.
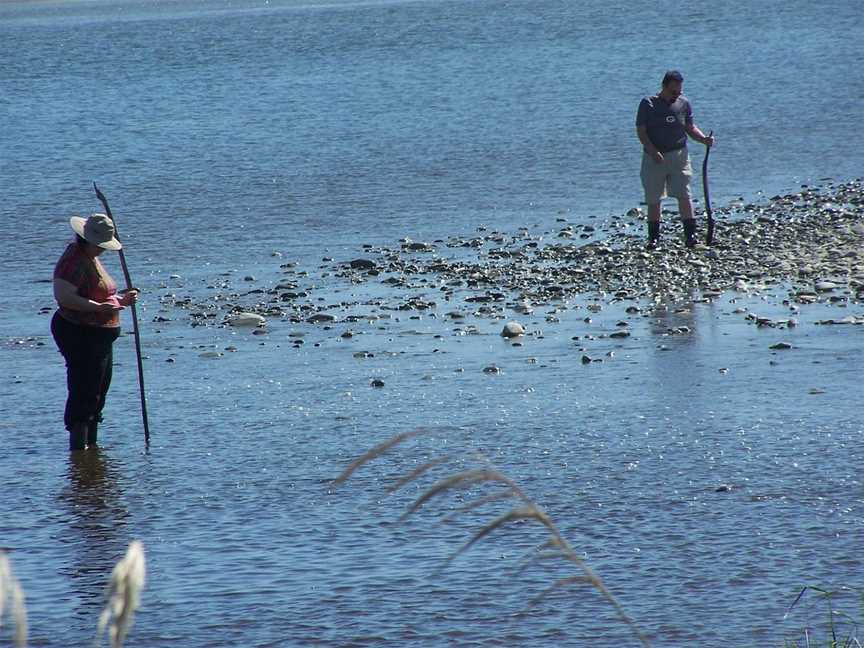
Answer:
[
  {"xmin": 54, "ymin": 278, "xmax": 123, "ymax": 312},
  {"xmin": 118, "ymin": 288, "xmax": 139, "ymax": 307}
]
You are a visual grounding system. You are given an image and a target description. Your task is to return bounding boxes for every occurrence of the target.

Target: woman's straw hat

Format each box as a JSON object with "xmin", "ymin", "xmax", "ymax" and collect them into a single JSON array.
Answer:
[{"xmin": 69, "ymin": 213, "xmax": 122, "ymax": 250}]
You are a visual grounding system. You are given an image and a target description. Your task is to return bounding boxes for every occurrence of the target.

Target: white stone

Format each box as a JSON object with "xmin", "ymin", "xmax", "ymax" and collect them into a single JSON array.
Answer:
[
  {"xmin": 227, "ymin": 312, "xmax": 266, "ymax": 327},
  {"xmin": 501, "ymin": 321, "xmax": 525, "ymax": 338}
]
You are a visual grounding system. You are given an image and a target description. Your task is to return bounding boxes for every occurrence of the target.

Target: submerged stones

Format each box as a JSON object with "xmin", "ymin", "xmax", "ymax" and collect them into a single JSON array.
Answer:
[
  {"xmin": 307, "ymin": 313, "xmax": 336, "ymax": 324},
  {"xmin": 513, "ymin": 300, "xmax": 534, "ymax": 315},
  {"xmin": 815, "ymin": 315, "xmax": 864, "ymax": 325}
]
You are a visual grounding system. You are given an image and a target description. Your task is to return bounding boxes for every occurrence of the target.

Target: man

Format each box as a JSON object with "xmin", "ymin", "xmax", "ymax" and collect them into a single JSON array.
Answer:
[{"xmin": 636, "ymin": 70, "xmax": 714, "ymax": 248}]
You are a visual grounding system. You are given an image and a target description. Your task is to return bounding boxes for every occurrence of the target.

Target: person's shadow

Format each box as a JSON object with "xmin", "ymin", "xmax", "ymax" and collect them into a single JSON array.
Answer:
[{"xmin": 57, "ymin": 449, "xmax": 131, "ymax": 625}]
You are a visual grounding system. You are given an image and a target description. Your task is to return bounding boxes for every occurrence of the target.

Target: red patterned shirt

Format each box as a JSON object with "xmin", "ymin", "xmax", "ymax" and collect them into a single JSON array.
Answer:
[{"xmin": 54, "ymin": 242, "xmax": 120, "ymax": 328}]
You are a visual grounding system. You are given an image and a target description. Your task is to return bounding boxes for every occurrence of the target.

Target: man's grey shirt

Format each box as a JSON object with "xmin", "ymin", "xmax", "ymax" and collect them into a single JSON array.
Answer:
[{"xmin": 636, "ymin": 94, "xmax": 693, "ymax": 153}]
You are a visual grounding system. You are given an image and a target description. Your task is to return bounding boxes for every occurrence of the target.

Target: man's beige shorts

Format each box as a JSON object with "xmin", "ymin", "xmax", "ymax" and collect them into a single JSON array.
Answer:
[{"xmin": 641, "ymin": 147, "xmax": 692, "ymax": 203}]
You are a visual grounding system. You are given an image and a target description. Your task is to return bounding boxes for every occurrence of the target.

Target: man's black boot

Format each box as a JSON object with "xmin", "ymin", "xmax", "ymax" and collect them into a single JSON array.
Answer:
[
  {"xmin": 647, "ymin": 220, "xmax": 661, "ymax": 249},
  {"xmin": 682, "ymin": 218, "xmax": 697, "ymax": 247},
  {"xmin": 69, "ymin": 423, "xmax": 86, "ymax": 451}
]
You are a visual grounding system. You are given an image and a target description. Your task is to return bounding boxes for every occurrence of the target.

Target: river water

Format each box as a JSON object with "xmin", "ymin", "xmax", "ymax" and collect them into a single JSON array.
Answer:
[{"xmin": 1, "ymin": 0, "xmax": 863, "ymax": 646}]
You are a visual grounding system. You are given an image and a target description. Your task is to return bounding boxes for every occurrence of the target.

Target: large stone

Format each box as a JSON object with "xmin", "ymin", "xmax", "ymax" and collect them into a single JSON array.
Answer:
[{"xmin": 501, "ymin": 321, "xmax": 525, "ymax": 338}]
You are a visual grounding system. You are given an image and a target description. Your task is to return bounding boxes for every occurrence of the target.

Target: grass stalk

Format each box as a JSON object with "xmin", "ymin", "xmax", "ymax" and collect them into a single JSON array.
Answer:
[
  {"xmin": 783, "ymin": 585, "xmax": 863, "ymax": 647},
  {"xmin": 333, "ymin": 430, "xmax": 651, "ymax": 647},
  {"xmin": 331, "ymin": 429, "xmax": 426, "ymax": 486}
]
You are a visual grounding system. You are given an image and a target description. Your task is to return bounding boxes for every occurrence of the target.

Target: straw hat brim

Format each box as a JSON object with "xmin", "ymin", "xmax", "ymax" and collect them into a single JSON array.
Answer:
[{"xmin": 70, "ymin": 216, "xmax": 122, "ymax": 250}]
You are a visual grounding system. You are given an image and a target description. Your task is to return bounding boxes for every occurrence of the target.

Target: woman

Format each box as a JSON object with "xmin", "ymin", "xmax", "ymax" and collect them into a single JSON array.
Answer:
[{"xmin": 52, "ymin": 213, "xmax": 138, "ymax": 451}]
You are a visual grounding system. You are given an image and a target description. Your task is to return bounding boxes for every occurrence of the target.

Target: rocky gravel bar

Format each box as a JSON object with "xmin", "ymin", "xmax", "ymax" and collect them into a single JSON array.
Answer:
[{"xmin": 155, "ymin": 179, "xmax": 864, "ymax": 328}]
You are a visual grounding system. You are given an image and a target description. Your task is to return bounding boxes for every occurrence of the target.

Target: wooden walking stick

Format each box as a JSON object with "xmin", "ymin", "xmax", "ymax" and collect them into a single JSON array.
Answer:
[
  {"xmin": 702, "ymin": 130, "xmax": 715, "ymax": 245},
  {"xmin": 93, "ymin": 183, "xmax": 150, "ymax": 446}
]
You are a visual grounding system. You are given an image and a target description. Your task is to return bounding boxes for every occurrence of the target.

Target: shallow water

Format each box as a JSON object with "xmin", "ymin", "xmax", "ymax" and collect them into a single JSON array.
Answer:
[{"xmin": 2, "ymin": 0, "xmax": 864, "ymax": 646}]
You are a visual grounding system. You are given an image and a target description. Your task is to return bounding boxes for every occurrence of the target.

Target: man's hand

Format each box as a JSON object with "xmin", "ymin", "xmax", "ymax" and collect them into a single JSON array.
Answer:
[
  {"xmin": 703, "ymin": 133, "xmax": 715, "ymax": 147},
  {"xmin": 651, "ymin": 151, "xmax": 664, "ymax": 164}
]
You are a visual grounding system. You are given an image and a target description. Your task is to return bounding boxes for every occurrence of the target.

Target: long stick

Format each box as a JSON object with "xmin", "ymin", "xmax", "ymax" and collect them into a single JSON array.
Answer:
[
  {"xmin": 93, "ymin": 183, "xmax": 150, "ymax": 446},
  {"xmin": 702, "ymin": 130, "xmax": 715, "ymax": 245}
]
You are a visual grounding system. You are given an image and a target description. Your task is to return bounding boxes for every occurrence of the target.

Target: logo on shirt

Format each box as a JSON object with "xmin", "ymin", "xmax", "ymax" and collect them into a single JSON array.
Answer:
[{"xmin": 666, "ymin": 116, "xmax": 676, "ymax": 123}]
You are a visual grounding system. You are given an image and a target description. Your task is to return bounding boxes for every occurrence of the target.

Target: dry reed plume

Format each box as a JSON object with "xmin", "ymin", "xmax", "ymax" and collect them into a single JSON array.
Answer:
[
  {"xmin": 0, "ymin": 540, "xmax": 146, "ymax": 648},
  {"xmin": 0, "ymin": 550, "xmax": 28, "ymax": 648},
  {"xmin": 332, "ymin": 429, "xmax": 650, "ymax": 647},
  {"xmin": 96, "ymin": 540, "xmax": 146, "ymax": 648}
]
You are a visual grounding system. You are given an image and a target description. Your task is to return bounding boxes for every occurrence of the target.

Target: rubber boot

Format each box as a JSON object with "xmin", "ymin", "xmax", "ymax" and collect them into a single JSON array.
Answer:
[
  {"xmin": 69, "ymin": 422, "xmax": 86, "ymax": 451},
  {"xmin": 86, "ymin": 420, "xmax": 99, "ymax": 448},
  {"xmin": 647, "ymin": 220, "xmax": 660, "ymax": 249},
  {"xmin": 682, "ymin": 218, "xmax": 697, "ymax": 248}
]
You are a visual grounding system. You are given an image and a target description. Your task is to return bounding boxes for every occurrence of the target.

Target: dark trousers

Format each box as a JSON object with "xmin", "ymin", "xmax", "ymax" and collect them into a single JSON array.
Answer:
[{"xmin": 51, "ymin": 312, "xmax": 120, "ymax": 431}]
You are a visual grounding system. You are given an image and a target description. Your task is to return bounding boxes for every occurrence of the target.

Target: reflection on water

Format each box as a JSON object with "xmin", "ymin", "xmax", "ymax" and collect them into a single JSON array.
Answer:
[
  {"xmin": 648, "ymin": 298, "xmax": 697, "ymax": 342},
  {"xmin": 57, "ymin": 450, "xmax": 130, "ymax": 617}
]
